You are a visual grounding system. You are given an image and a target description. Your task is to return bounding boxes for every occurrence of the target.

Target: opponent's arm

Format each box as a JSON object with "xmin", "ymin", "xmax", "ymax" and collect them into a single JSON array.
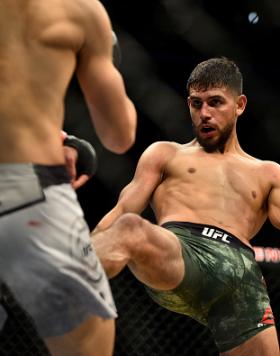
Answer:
[
  {"xmin": 267, "ymin": 162, "xmax": 280, "ymax": 229},
  {"xmin": 95, "ymin": 142, "xmax": 173, "ymax": 231},
  {"xmin": 76, "ymin": 0, "xmax": 137, "ymax": 154}
]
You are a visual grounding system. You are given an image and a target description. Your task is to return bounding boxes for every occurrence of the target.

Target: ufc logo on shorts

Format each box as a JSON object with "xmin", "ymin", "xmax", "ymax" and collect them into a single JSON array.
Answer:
[{"xmin": 202, "ymin": 227, "xmax": 231, "ymax": 244}]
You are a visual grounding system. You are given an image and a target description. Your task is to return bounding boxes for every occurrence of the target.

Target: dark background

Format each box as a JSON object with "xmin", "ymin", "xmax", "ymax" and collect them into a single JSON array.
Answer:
[
  {"xmin": 64, "ymin": 0, "xmax": 280, "ymax": 248},
  {"xmin": 2, "ymin": 2, "xmax": 280, "ymax": 355}
]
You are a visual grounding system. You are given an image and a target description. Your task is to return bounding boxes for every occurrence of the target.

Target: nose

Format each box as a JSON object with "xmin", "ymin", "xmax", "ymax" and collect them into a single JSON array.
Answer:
[{"xmin": 200, "ymin": 103, "xmax": 211, "ymax": 121}]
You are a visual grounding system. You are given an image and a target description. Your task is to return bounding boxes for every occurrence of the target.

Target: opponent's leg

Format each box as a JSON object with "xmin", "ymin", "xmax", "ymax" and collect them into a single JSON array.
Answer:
[
  {"xmin": 221, "ymin": 327, "xmax": 279, "ymax": 356},
  {"xmin": 45, "ymin": 316, "xmax": 115, "ymax": 356},
  {"xmin": 92, "ymin": 213, "xmax": 185, "ymax": 291}
]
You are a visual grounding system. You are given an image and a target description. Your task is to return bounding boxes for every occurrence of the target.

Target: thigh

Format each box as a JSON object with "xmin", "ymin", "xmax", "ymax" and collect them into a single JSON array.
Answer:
[
  {"xmin": 209, "ymin": 250, "xmax": 277, "ymax": 353},
  {"xmin": 125, "ymin": 218, "xmax": 185, "ymax": 291},
  {"xmin": 221, "ymin": 327, "xmax": 279, "ymax": 356},
  {"xmin": 45, "ymin": 316, "xmax": 115, "ymax": 356}
]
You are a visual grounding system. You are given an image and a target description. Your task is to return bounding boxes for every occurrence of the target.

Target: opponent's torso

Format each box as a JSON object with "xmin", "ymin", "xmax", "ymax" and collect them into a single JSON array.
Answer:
[
  {"xmin": 151, "ymin": 144, "xmax": 271, "ymax": 245},
  {"xmin": 0, "ymin": 0, "xmax": 85, "ymax": 164}
]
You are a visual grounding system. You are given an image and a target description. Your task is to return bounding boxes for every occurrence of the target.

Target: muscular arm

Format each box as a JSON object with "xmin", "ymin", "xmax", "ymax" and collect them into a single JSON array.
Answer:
[
  {"xmin": 95, "ymin": 142, "xmax": 173, "ymax": 231},
  {"xmin": 267, "ymin": 162, "xmax": 280, "ymax": 230},
  {"xmin": 76, "ymin": 0, "xmax": 137, "ymax": 153}
]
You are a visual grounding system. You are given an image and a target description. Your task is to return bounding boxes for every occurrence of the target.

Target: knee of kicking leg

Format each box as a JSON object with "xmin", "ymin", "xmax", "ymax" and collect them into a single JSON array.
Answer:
[
  {"xmin": 115, "ymin": 213, "xmax": 149, "ymax": 248},
  {"xmin": 116, "ymin": 213, "xmax": 144, "ymax": 231}
]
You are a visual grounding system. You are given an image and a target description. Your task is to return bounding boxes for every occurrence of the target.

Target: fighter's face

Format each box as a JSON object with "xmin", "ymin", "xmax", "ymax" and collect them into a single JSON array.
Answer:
[{"xmin": 187, "ymin": 86, "xmax": 246, "ymax": 152}]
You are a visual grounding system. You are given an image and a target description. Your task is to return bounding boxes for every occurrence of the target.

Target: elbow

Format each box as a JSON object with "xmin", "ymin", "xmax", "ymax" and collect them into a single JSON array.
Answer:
[
  {"xmin": 104, "ymin": 134, "xmax": 135, "ymax": 154},
  {"xmin": 104, "ymin": 116, "xmax": 137, "ymax": 154},
  {"xmin": 113, "ymin": 98, "xmax": 137, "ymax": 153},
  {"xmin": 268, "ymin": 210, "xmax": 280, "ymax": 231},
  {"xmin": 93, "ymin": 98, "xmax": 137, "ymax": 153},
  {"xmin": 98, "ymin": 126, "xmax": 136, "ymax": 153},
  {"xmin": 110, "ymin": 129, "xmax": 136, "ymax": 153}
]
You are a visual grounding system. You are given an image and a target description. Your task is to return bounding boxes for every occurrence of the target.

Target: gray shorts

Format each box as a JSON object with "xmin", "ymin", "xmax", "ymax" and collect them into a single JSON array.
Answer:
[{"xmin": 0, "ymin": 163, "xmax": 117, "ymax": 338}]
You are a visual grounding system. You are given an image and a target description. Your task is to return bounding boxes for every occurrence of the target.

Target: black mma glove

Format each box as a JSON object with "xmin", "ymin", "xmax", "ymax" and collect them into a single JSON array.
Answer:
[{"xmin": 63, "ymin": 135, "xmax": 98, "ymax": 176}]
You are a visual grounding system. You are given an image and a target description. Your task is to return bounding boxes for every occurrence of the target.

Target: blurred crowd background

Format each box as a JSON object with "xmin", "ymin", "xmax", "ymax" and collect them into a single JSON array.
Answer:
[{"xmin": 64, "ymin": 0, "xmax": 280, "ymax": 248}]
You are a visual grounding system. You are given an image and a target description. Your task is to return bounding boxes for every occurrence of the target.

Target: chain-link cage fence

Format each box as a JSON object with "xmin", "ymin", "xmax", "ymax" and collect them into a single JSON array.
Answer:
[
  {"xmin": 110, "ymin": 265, "xmax": 280, "ymax": 356},
  {"xmin": 0, "ymin": 283, "xmax": 50, "ymax": 356},
  {"xmin": 110, "ymin": 268, "xmax": 219, "ymax": 356},
  {"xmin": 0, "ymin": 256, "xmax": 279, "ymax": 355}
]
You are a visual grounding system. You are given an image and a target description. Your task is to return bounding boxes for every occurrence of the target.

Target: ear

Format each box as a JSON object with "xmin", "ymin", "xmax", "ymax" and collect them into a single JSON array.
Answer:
[{"xmin": 236, "ymin": 94, "xmax": 247, "ymax": 117}]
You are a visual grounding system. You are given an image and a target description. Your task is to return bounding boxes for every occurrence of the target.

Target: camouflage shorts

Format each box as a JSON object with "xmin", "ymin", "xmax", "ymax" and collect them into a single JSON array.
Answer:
[{"xmin": 146, "ymin": 221, "xmax": 275, "ymax": 352}]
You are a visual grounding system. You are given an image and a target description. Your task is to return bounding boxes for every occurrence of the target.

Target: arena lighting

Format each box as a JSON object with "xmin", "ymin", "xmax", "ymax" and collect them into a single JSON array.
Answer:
[{"xmin": 248, "ymin": 11, "xmax": 260, "ymax": 24}]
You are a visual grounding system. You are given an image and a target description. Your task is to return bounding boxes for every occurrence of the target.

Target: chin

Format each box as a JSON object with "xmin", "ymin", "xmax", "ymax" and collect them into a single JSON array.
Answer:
[
  {"xmin": 198, "ymin": 138, "xmax": 220, "ymax": 152},
  {"xmin": 203, "ymin": 145, "xmax": 220, "ymax": 153},
  {"xmin": 201, "ymin": 144, "xmax": 218, "ymax": 153}
]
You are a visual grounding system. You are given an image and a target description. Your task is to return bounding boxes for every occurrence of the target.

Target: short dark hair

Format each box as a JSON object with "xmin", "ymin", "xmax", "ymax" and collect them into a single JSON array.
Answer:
[{"xmin": 186, "ymin": 57, "xmax": 243, "ymax": 95}]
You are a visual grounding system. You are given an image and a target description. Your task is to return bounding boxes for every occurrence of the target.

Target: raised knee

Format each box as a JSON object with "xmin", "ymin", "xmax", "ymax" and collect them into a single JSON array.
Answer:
[
  {"xmin": 116, "ymin": 213, "xmax": 145, "ymax": 232},
  {"xmin": 115, "ymin": 213, "xmax": 149, "ymax": 248}
]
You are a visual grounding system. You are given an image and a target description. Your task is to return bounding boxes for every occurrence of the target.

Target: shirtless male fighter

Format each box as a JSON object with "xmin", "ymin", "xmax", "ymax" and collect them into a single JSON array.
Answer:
[
  {"xmin": 92, "ymin": 57, "xmax": 280, "ymax": 356},
  {"xmin": 0, "ymin": 1, "xmax": 136, "ymax": 355}
]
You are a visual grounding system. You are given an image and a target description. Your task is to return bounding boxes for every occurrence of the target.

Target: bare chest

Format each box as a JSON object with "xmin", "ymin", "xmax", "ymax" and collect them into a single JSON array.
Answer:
[{"xmin": 163, "ymin": 154, "xmax": 266, "ymax": 207}]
